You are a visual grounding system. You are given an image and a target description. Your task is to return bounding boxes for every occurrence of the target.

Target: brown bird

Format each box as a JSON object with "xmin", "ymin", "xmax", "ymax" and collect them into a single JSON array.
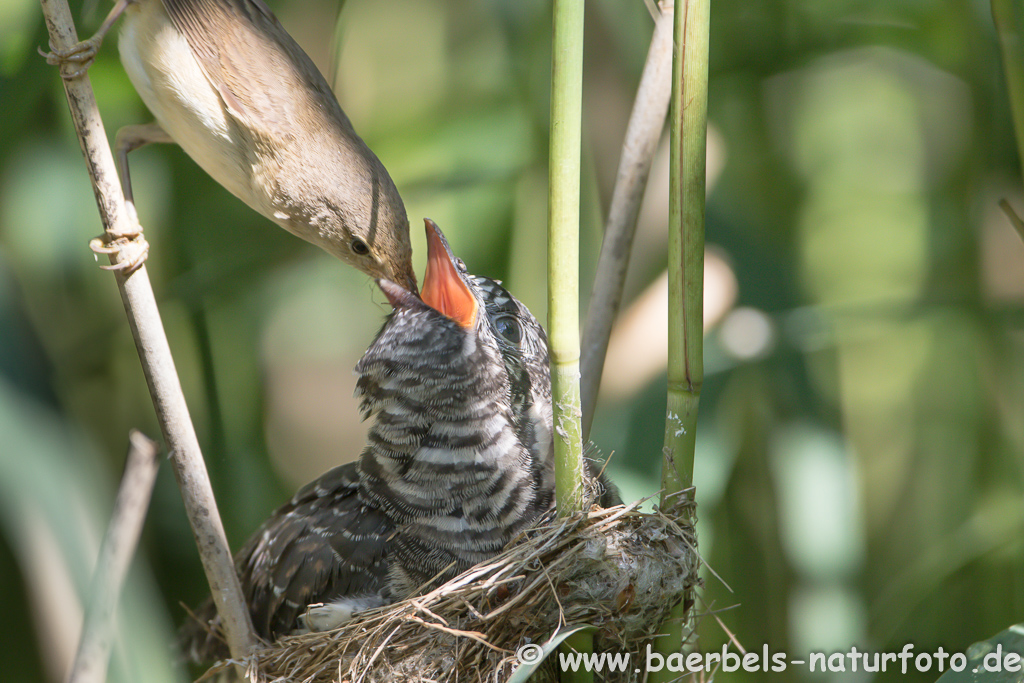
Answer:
[
  {"xmin": 46, "ymin": 0, "xmax": 416, "ymax": 289},
  {"xmin": 180, "ymin": 219, "xmax": 617, "ymax": 661}
]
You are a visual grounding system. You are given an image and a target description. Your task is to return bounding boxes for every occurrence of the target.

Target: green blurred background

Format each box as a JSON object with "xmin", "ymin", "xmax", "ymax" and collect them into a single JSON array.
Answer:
[{"xmin": 2, "ymin": 0, "xmax": 1023, "ymax": 681}]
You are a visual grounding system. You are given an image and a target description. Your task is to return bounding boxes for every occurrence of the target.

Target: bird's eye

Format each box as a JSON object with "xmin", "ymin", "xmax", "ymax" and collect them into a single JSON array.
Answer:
[
  {"xmin": 351, "ymin": 238, "xmax": 370, "ymax": 256},
  {"xmin": 494, "ymin": 315, "xmax": 521, "ymax": 344}
]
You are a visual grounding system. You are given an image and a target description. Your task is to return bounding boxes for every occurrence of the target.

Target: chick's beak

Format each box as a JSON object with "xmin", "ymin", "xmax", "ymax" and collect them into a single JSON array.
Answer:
[{"xmin": 420, "ymin": 218, "xmax": 477, "ymax": 328}]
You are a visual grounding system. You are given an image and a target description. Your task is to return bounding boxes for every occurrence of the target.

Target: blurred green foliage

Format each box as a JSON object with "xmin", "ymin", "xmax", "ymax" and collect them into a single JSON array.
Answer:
[{"xmin": 1, "ymin": 0, "xmax": 1023, "ymax": 681}]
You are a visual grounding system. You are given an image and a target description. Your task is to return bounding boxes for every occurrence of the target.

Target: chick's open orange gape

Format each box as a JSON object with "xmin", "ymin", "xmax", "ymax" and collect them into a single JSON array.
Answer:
[{"xmin": 421, "ymin": 218, "xmax": 478, "ymax": 328}]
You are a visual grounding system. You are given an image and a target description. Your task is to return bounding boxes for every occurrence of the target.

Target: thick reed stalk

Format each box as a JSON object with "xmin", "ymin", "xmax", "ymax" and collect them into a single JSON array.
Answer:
[
  {"xmin": 660, "ymin": 0, "xmax": 707, "ymax": 515},
  {"xmin": 548, "ymin": 0, "xmax": 588, "ymax": 517},
  {"xmin": 650, "ymin": 0, "xmax": 709, "ymax": 678},
  {"xmin": 547, "ymin": 0, "xmax": 593, "ymax": 677}
]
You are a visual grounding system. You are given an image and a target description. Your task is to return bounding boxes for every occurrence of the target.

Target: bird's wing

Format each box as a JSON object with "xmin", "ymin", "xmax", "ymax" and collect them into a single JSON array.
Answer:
[
  {"xmin": 160, "ymin": 0, "xmax": 351, "ymax": 141},
  {"xmin": 239, "ymin": 462, "xmax": 392, "ymax": 638},
  {"xmin": 179, "ymin": 461, "xmax": 392, "ymax": 662}
]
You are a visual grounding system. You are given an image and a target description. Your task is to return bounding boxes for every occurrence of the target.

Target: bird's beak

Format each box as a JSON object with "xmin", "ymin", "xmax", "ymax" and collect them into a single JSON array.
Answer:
[
  {"xmin": 421, "ymin": 218, "xmax": 478, "ymax": 328},
  {"xmin": 398, "ymin": 261, "xmax": 419, "ymax": 295},
  {"xmin": 379, "ymin": 279, "xmax": 420, "ymax": 310}
]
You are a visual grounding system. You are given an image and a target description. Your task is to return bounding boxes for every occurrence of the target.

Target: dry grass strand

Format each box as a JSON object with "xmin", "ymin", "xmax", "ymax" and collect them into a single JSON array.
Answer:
[{"xmin": 200, "ymin": 497, "xmax": 699, "ymax": 683}]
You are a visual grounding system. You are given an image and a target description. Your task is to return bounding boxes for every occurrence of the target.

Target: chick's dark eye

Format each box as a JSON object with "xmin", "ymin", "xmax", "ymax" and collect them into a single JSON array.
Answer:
[
  {"xmin": 494, "ymin": 315, "xmax": 521, "ymax": 344},
  {"xmin": 351, "ymin": 238, "xmax": 370, "ymax": 256}
]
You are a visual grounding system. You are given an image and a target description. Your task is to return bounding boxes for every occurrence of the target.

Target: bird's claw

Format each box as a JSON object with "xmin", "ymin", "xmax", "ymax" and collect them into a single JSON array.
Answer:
[
  {"xmin": 90, "ymin": 231, "xmax": 149, "ymax": 274},
  {"xmin": 296, "ymin": 603, "xmax": 335, "ymax": 633},
  {"xmin": 39, "ymin": 36, "xmax": 104, "ymax": 79},
  {"xmin": 296, "ymin": 596, "xmax": 383, "ymax": 633}
]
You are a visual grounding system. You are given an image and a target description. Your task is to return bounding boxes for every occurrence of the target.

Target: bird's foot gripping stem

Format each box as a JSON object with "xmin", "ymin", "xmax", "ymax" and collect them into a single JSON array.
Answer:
[
  {"xmin": 39, "ymin": 35, "xmax": 106, "ymax": 79},
  {"xmin": 39, "ymin": 0, "xmax": 132, "ymax": 79},
  {"xmin": 90, "ymin": 205, "xmax": 149, "ymax": 274}
]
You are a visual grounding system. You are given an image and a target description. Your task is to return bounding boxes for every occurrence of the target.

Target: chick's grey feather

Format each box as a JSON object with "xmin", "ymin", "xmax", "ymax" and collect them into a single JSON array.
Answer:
[{"xmin": 180, "ymin": 268, "xmax": 586, "ymax": 662}]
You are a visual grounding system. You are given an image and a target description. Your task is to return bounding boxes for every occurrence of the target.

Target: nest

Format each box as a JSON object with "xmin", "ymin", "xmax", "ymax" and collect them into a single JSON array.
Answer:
[{"xmin": 206, "ymin": 497, "xmax": 700, "ymax": 683}]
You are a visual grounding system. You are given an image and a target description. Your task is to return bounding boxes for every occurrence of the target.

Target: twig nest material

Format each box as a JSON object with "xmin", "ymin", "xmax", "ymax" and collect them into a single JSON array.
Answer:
[{"xmin": 210, "ymin": 499, "xmax": 699, "ymax": 683}]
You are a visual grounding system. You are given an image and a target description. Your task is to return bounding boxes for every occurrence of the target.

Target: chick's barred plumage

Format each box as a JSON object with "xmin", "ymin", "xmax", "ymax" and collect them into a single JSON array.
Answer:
[
  {"xmin": 352, "ymin": 271, "xmax": 555, "ymax": 600},
  {"xmin": 181, "ymin": 222, "xmax": 614, "ymax": 662}
]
